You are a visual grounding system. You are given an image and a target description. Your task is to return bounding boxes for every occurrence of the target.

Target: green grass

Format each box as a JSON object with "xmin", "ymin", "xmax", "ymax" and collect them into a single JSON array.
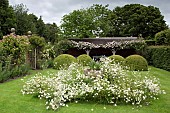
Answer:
[{"xmin": 0, "ymin": 67, "xmax": 170, "ymax": 113}]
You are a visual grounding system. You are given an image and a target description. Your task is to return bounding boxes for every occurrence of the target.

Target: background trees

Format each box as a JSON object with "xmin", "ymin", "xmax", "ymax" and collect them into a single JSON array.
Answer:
[
  {"xmin": 112, "ymin": 4, "xmax": 168, "ymax": 39},
  {"xmin": 13, "ymin": 4, "xmax": 37, "ymax": 35},
  {"xmin": 43, "ymin": 23, "xmax": 60, "ymax": 43},
  {"xmin": 13, "ymin": 3, "xmax": 59, "ymax": 43},
  {"xmin": 60, "ymin": 4, "xmax": 111, "ymax": 38},
  {"xmin": 0, "ymin": 0, "xmax": 16, "ymax": 39},
  {"xmin": 0, "ymin": 1, "xmax": 168, "ymax": 40},
  {"xmin": 61, "ymin": 4, "xmax": 168, "ymax": 39}
]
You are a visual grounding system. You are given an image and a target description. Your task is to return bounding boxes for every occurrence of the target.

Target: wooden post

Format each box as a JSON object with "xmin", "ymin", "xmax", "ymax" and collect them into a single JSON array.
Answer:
[{"xmin": 35, "ymin": 48, "xmax": 36, "ymax": 69}]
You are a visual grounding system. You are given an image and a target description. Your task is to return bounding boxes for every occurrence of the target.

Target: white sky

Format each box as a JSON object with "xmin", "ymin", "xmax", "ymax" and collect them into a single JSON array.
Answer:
[{"xmin": 9, "ymin": 0, "xmax": 170, "ymax": 26}]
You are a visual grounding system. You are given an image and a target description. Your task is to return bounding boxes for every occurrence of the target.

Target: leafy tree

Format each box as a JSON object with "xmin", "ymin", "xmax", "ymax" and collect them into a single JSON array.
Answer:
[
  {"xmin": 0, "ymin": 0, "xmax": 16, "ymax": 39},
  {"xmin": 13, "ymin": 4, "xmax": 37, "ymax": 35},
  {"xmin": 60, "ymin": 4, "xmax": 111, "ymax": 38},
  {"xmin": 43, "ymin": 23, "xmax": 60, "ymax": 43},
  {"xmin": 36, "ymin": 16, "xmax": 45, "ymax": 37},
  {"xmin": 112, "ymin": 4, "xmax": 168, "ymax": 39}
]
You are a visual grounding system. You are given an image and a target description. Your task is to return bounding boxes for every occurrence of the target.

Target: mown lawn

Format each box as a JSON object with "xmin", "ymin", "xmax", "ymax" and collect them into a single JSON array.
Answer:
[{"xmin": 0, "ymin": 67, "xmax": 170, "ymax": 113}]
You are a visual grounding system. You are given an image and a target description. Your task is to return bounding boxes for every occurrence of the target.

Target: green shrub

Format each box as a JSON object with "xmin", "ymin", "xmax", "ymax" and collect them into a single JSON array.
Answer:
[
  {"xmin": 55, "ymin": 40, "xmax": 73, "ymax": 55},
  {"xmin": 155, "ymin": 29, "xmax": 170, "ymax": 45},
  {"xmin": 77, "ymin": 54, "xmax": 93, "ymax": 66},
  {"xmin": 53, "ymin": 54, "xmax": 76, "ymax": 69},
  {"xmin": 29, "ymin": 35, "xmax": 46, "ymax": 49},
  {"xmin": 145, "ymin": 46, "xmax": 170, "ymax": 71},
  {"xmin": 125, "ymin": 55, "xmax": 148, "ymax": 71},
  {"xmin": 88, "ymin": 61, "xmax": 101, "ymax": 70},
  {"xmin": 109, "ymin": 55, "xmax": 125, "ymax": 65}
]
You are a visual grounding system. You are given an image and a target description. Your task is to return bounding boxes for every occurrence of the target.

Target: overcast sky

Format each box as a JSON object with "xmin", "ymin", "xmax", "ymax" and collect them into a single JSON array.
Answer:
[{"xmin": 9, "ymin": 0, "xmax": 170, "ymax": 26}]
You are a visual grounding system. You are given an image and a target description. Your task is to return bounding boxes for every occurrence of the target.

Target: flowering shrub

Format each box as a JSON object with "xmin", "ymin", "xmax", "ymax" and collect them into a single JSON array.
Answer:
[
  {"xmin": 21, "ymin": 58, "xmax": 165, "ymax": 110},
  {"xmin": 1, "ymin": 34, "xmax": 29, "ymax": 65},
  {"xmin": 38, "ymin": 42, "xmax": 56, "ymax": 69},
  {"xmin": 0, "ymin": 34, "xmax": 30, "ymax": 82}
]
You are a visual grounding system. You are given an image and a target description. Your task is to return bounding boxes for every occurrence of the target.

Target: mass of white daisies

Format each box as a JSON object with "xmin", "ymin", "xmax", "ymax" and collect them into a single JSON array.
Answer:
[{"xmin": 21, "ymin": 58, "xmax": 165, "ymax": 110}]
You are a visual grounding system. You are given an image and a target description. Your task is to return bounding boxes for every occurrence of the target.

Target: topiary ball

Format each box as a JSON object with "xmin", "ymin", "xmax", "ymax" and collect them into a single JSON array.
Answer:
[
  {"xmin": 125, "ymin": 55, "xmax": 148, "ymax": 71},
  {"xmin": 77, "ymin": 54, "xmax": 93, "ymax": 66},
  {"xmin": 53, "ymin": 54, "xmax": 77, "ymax": 69},
  {"xmin": 109, "ymin": 55, "xmax": 125, "ymax": 65}
]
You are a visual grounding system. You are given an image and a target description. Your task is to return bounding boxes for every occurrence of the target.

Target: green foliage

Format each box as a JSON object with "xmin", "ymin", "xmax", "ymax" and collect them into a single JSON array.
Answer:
[
  {"xmin": 112, "ymin": 4, "xmax": 168, "ymax": 38},
  {"xmin": 145, "ymin": 46, "xmax": 170, "ymax": 71},
  {"xmin": 0, "ymin": 34, "xmax": 30, "ymax": 82},
  {"xmin": 55, "ymin": 39, "xmax": 73, "ymax": 55},
  {"xmin": 29, "ymin": 35, "xmax": 45, "ymax": 49},
  {"xmin": 13, "ymin": 4, "xmax": 61, "ymax": 43},
  {"xmin": 77, "ymin": 54, "xmax": 93, "ymax": 66},
  {"xmin": 0, "ymin": 0, "xmax": 16, "ymax": 39},
  {"xmin": 0, "ymin": 63, "xmax": 30, "ymax": 82},
  {"xmin": 60, "ymin": 4, "xmax": 167, "ymax": 39},
  {"xmin": 43, "ymin": 23, "xmax": 60, "ymax": 43},
  {"xmin": 28, "ymin": 35, "xmax": 46, "ymax": 69},
  {"xmin": 36, "ymin": 16, "xmax": 45, "ymax": 37},
  {"xmin": 109, "ymin": 55, "xmax": 125, "ymax": 64},
  {"xmin": 13, "ymin": 4, "xmax": 37, "ymax": 35},
  {"xmin": 125, "ymin": 55, "xmax": 148, "ymax": 71},
  {"xmin": 88, "ymin": 60, "xmax": 101, "ymax": 70},
  {"xmin": 1, "ymin": 34, "xmax": 29, "ymax": 65},
  {"xmin": 155, "ymin": 29, "xmax": 170, "ymax": 45},
  {"xmin": 61, "ymin": 4, "xmax": 111, "ymax": 38},
  {"xmin": 37, "ymin": 42, "xmax": 56, "ymax": 69},
  {"xmin": 53, "ymin": 54, "xmax": 77, "ymax": 69}
]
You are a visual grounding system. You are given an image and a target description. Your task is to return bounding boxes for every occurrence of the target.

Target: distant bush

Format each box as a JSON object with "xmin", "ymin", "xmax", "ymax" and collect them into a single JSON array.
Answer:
[
  {"xmin": 155, "ymin": 29, "xmax": 170, "ymax": 45},
  {"xmin": 145, "ymin": 46, "xmax": 170, "ymax": 71},
  {"xmin": 77, "ymin": 54, "xmax": 93, "ymax": 66},
  {"xmin": 55, "ymin": 40, "xmax": 73, "ymax": 55},
  {"xmin": 53, "ymin": 54, "xmax": 76, "ymax": 69},
  {"xmin": 125, "ymin": 55, "xmax": 148, "ymax": 71},
  {"xmin": 109, "ymin": 55, "xmax": 125, "ymax": 65}
]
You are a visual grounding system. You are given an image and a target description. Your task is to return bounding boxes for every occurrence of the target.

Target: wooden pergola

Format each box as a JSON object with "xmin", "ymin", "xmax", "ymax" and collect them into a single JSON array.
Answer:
[{"xmin": 67, "ymin": 37, "xmax": 139, "ymax": 58}]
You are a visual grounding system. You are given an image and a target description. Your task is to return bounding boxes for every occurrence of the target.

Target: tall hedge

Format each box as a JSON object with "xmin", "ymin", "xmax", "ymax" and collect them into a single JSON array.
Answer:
[{"xmin": 145, "ymin": 46, "xmax": 170, "ymax": 71}]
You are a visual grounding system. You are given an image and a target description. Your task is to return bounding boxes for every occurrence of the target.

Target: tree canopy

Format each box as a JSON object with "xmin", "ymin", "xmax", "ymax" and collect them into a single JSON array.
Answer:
[
  {"xmin": 60, "ymin": 4, "xmax": 111, "ymax": 38},
  {"xmin": 60, "ymin": 4, "xmax": 168, "ymax": 39},
  {"xmin": 0, "ymin": 1, "xmax": 168, "ymax": 41},
  {"xmin": 0, "ymin": 0, "xmax": 16, "ymax": 39},
  {"xmin": 112, "ymin": 4, "xmax": 168, "ymax": 38}
]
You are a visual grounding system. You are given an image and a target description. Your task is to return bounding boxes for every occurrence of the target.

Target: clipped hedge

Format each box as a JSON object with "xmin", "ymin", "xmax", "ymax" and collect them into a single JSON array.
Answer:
[
  {"xmin": 145, "ymin": 46, "xmax": 170, "ymax": 71},
  {"xmin": 53, "ymin": 54, "xmax": 76, "ymax": 69},
  {"xmin": 109, "ymin": 55, "xmax": 125, "ymax": 65},
  {"xmin": 77, "ymin": 54, "xmax": 93, "ymax": 66},
  {"xmin": 125, "ymin": 55, "xmax": 148, "ymax": 71}
]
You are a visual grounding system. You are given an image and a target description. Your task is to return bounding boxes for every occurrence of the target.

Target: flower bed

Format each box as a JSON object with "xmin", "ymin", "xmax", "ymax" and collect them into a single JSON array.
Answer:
[{"xmin": 21, "ymin": 58, "xmax": 165, "ymax": 110}]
